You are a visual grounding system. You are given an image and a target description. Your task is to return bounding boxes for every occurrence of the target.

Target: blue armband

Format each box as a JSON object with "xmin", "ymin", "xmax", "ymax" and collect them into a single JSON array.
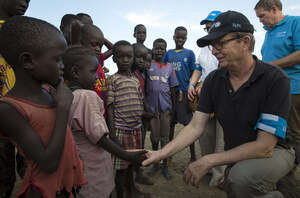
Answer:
[{"xmin": 253, "ymin": 113, "xmax": 287, "ymax": 139}]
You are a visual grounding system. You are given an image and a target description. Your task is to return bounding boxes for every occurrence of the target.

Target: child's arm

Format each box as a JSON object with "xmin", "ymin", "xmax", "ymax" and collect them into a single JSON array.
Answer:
[
  {"xmin": 103, "ymin": 38, "xmax": 113, "ymax": 60},
  {"xmin": 142, "ymin": 102, "xmax": 157, "ymax": 120},
  {"xmin": 107, "ymin": 103, "xmax": 121, "ymax": 146},
  {"xmin": 70, "ymin": 20, "xmax": 83, "ymax": 45},
  {"xmin": 97, "ymin": 135, "xmax": 146, "ymax": 165},
  {"xmin": 0, "ymin": 79, "xmax": 73, "ymax": 172},
  {"xmin": 170, "ymin": 86, "xmax": 176, "ymax": 115}
]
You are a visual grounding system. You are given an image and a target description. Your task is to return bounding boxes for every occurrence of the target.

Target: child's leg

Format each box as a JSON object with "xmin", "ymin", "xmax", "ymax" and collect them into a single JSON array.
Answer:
[
  {"xmin": 147, "ymin": 142, "xmax": 159, "ymax": 176},
  {"xmin": 141, "ymin": 119, "xmax": 147, "ymax": 148},
  {"xmin": 115, "ymin": 169, "xmax": 127, "ymax": 198},
  {"xmin": 147, "ymin": 115, "xmax": 160, "ymax": 176},
  {"xmin": 169, "ymin": 122, "xmax": 176, "ymax": 142},
  {"xmin": 126, "ymin": 165, "xmax": 150, "ymax": 198},
  {"xmin": 135, "ymin": 122, "xmax": 154, "ymax": 185},
  {"xmin": 189, "ymin": 141, "xmax": 196, "ymax": 162},
  {"xmin": 161, "ymin": 110, "xmax": 173, "ymax": 180}
]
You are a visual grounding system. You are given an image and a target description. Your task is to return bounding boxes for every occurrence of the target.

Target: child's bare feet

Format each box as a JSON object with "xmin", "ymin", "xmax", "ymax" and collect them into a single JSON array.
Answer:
[
  {"xmin": 135, "ymin": 175, "xmax": 154, "ymax": 186},
  {"xmin": 147, "ymin": 163, "xmax": 159, "ymax": 176},
  {"xmin": 162, "ymin": 165, "xmax": 173, "ymax": 180},
  {"xmin": 126, "ymin": 186, "xmax": 152, "ymax": 198}
]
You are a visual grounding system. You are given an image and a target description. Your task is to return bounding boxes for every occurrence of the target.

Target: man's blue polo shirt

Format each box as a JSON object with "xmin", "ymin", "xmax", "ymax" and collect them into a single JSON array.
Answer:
[{"xmin": 261, "ymin": 15, "xmax": 300, "ymax": 94}]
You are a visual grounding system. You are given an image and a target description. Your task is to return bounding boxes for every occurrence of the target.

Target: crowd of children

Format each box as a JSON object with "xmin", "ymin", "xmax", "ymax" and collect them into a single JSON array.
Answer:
[{"xmin": 0, "ymin": 1, "xmax": 212, "ymax": 198}]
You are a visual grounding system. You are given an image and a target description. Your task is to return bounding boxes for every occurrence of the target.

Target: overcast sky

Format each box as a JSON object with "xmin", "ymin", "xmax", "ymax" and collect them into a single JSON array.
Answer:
[{"xmin": 26, "ymin": 0, "xmax": 300, "ymax": 74}]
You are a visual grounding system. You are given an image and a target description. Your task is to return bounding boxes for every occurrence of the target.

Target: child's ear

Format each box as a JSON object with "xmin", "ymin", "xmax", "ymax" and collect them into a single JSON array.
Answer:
[
  {"xmin": 19, "ymin": 52, "xmax": 34, "ymax": 70},
  {"xmin": 112, "ymin": 55, "xmax": 116, "ymax": 63},
  {"xmin": 71, "ymin": 66, "xmax": 80, "ymax": 79}
]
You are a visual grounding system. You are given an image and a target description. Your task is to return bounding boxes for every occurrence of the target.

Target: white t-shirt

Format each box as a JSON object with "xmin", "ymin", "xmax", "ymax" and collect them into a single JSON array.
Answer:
[{"xmin": 196, "ymin": 46, "xmax": 219, "ymax": 82}]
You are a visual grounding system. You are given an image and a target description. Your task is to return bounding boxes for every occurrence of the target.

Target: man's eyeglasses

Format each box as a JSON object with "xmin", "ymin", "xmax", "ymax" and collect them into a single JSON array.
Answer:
[
  {"xmin": 204, "ymin": 26, "xmax": 211, "ymax": 33},
  {"xmin": 208, "ymin": 36, "xmax": 241, "ymax": 51}
]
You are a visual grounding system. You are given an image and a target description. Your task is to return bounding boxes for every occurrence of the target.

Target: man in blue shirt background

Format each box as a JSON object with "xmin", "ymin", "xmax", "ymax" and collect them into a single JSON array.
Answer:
[{"xmin": 255, "ymin": 0, "xmax": 300, "ymax": 197}]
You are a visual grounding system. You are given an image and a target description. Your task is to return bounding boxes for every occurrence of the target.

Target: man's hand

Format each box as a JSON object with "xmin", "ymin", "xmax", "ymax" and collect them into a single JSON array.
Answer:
[
  {"xmin": 142, "ymin": 150, "xmax": 163, "ymax": 166},
  {"xmin": 183, "ymin": 156, "xmax": 211, "ymax": 188}
]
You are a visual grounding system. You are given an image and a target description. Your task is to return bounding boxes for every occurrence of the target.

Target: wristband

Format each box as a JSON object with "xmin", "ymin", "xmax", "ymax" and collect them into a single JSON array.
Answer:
[{"xmin": 188, "ymin": 83, "xmax": 195, "ymax": 88}]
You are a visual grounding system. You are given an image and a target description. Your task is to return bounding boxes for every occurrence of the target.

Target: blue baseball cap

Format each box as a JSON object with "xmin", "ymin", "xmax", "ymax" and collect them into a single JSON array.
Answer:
[{"xmin": 200, "ymin": 11, "xmax": 222, "ymax": 25}]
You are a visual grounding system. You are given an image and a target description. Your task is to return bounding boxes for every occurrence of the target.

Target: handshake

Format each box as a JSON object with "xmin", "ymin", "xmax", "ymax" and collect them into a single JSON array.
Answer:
[{"xmin": 126, "ymin": 149, "xmax": 159, "ymax": 167}]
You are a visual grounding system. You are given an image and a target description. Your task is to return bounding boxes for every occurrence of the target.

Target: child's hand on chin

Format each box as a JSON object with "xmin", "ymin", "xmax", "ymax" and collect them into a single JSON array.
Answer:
[{"xmin": 50, "ymin": 77, "xmax": 73, "ymax": 108}]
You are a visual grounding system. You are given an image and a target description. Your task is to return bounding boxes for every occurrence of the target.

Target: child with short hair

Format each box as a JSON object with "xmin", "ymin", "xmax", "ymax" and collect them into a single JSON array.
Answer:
[
  {"xmin": 107, "ymin": 41, "xmax": 151, "ymax": 198},
  {"xmin": 76, "ymin": 13, "xmax": 93, "ymax": 24},
  {"xmin": 0, "ymin": 16, "xmax": 87, "ymax": 197},
  {"xmin": 63, "ymin": 46, "xmax": 146, "ymax": 198},
  {"xmin": 133, "ymin": 24, "xmax": 147, "ymax": 45},
  {"xmin": 144, "ymin": 49, "xmax": 153, "ymax": 71},
  {"xmin": 60, "ymin": 14, "xmax": 81, "ymax": 45},
  {"xmin": 163, "ymin": 26, "xmax": 196, "ymax": 164},
  {"xmin": 0, "ymin": 1, "xmax": 30, "ymax": 197},
  {"xmin": 131, "ymin": 43, "xmax": 155, "ymax": 186},
  {"xmin": 146, "ymin": 38, "xmax": 178, "ymax": 180},
  {"xmin": 79, "ymin": 24, "xmax": 113, "ymax": 117}
]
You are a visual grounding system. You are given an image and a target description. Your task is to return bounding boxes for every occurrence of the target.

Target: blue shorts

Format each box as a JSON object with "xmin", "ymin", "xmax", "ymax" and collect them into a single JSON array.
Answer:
[{"xmin": 173, "ymin": 91, "xmax": 193, "ymax": 125}]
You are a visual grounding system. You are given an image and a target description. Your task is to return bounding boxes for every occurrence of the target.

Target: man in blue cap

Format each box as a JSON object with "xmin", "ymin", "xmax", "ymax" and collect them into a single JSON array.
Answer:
[
  {"xmin": 143, "ymin": 10, "xmax": 297, "ymax": 197},
  {"xmin": 187, "ymin": 10, "xmax": 225, "ymax": 188}
]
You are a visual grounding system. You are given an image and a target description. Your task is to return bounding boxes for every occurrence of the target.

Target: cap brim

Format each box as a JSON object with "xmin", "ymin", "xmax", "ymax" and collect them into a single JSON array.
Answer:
[
  {"xmin": 200, "ymin": 19, "xmax": 207, "ymax": 25},
  {"xmin": 197, "ymin": 31, "xmax": 228, "ymax": 47}
]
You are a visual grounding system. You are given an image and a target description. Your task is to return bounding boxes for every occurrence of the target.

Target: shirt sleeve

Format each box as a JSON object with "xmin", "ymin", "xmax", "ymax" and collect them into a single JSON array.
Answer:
[
  {"xmin": 253, "ymin": 75, "xmax": 290, "ymax": 139},
  {"xmin": 292, "ymin": 17, "xmax": 300, "ymax": 51},
  {"xmin": 73, "ymin": 91, "xmax": 109, "ymax": 144},
  {"xmin": 106, "ymin": 75, "xmax": 115, "ymax": 106}
]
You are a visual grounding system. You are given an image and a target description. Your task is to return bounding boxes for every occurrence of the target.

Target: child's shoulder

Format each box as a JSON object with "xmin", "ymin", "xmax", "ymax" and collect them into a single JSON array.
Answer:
[{"xmin": 73, "ymin": 89, "xmax": 104, "ymax": 107}]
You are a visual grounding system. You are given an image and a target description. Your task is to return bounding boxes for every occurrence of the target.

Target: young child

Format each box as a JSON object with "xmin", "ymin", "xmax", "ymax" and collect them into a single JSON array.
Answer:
[
  {"xmin": 144, "ymin": 49, "xmax": 153, "ymax": 71},
  {"xmin": 146, "ymin": 38, "xmax": 178, "ymax": 180},
  {"xmin": 0, "ymin": 16, "xmax": 87, "ymax": 197},
  {"xmin": 133, "ymin": 24, "xmax": 147, "ymax": 45},
  {"xmin": 76, "ymin": 13, "xmax": 93, "ymax": 25},
  {"xmin": 63, "ymin": 46, "xmax": 146, "ymax": 198},
  {"xmin": 80, "ymin": 24, "xmax": 113, "ymax": 117},
  {"xmin": 163, "ymin": 26, "xmax": 196, "ymax": 164},
  {"xmin": 59, "ymin": 14, "xmax": 81, "ymax": 45},
  {"xmin": 107, "ymin": 41, "xmax": 151, "ymax": 198},
  {"xmin": 131, "ymin": 43, "xmax": 155, "ymax": 186},
  {"xmin": 0, "ymin": 1, "xmax": 30, "ymax": 197}
]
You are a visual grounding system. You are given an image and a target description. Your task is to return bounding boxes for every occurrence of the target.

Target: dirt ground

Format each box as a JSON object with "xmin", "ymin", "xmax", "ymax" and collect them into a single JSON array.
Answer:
[{"xmin": 12, "ymin": 124, "xmax": 226, "ymax": 198}]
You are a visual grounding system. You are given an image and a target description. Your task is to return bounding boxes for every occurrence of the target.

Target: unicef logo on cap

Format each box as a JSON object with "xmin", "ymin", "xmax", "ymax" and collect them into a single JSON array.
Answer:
[{"xmin": 215, "ymin": 22, "xmax": 221, "ymax": 27}]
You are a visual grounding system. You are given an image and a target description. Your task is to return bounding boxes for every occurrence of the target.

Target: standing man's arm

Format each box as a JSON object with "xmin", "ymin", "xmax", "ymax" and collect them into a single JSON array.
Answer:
[
  {"xmin": 270, "ymin": 50, "xmax": 300, "ymax": 68},
  {"xmin": 183, "ymin": 130, "xmax": 278, "ymax": 188},
  {"xmin": 142, "ymin": 111, "xmax": 210, "ymax": 166},
  {"xmin": 187, "ymin": 70, "xmax": 202, "ymax": 101}
]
